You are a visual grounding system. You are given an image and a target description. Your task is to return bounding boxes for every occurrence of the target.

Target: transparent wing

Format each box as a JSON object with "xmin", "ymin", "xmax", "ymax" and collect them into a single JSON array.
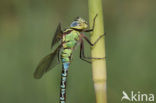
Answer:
[
  {"xmin": 34, "ymin": 45, "xmax": 61, "ymax": 79},
  {"xmin": 51, "ymin": 23, "xmax": 63, "ymax": 49}
]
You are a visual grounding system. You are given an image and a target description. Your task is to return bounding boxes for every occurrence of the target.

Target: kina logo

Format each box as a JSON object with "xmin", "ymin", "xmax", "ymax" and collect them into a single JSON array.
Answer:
[{"xmin": 121, "ymin": 91, "xmax": 154, "ymax": 102}]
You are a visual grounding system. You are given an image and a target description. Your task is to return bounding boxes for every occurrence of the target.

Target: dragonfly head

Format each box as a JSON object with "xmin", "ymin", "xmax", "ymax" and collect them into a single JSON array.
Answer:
[{"xmin": 70, "ymin": 17, "xmax": 88, "ymax": 30}]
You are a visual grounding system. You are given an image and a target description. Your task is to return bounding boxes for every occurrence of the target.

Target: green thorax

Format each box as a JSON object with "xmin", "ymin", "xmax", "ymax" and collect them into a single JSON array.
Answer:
[
  {"xmin": 61, "ymin": 29, "xmax": 80, "ymax": 63},
  {"xmin": 62, "ymin": 29, "xmax": 80, "ymax": 49}
]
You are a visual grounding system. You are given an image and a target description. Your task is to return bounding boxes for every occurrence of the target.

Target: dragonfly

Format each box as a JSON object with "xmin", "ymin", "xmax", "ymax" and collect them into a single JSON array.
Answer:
[{"xmin": 34, "ymin": 14, "xmax": 105, "ymax": 103}]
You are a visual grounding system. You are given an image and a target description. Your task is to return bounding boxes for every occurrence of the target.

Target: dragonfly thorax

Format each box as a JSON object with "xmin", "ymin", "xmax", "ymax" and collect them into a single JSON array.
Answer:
[{"xmin": 61, "ymin": 29, "xmax": 81, "ymax": 63}]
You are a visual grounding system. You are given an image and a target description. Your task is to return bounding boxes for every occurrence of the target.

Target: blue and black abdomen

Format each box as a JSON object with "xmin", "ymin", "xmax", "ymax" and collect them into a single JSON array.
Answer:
[
  {"xmin": 59, "ymin": 29, "xmax": 80, "ymax": 103},
  {"xmin": 60, "ymin": 62, "xmax": 70, "ymax": 103}
]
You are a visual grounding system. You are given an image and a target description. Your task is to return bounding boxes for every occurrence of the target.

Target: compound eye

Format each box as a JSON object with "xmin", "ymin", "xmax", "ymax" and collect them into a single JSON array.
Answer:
[{"xmin": 70, "ymin": 21, "xmax": 79, "ymax": 27}]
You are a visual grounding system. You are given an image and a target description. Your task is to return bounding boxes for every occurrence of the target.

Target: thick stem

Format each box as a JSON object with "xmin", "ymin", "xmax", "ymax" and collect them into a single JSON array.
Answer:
[{"xmin": 88, "ymin": 0, "xmax": 107, "ymax": 103}]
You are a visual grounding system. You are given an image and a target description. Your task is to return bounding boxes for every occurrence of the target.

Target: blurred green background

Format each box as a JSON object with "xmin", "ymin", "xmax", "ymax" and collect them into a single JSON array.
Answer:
[{"xmin": 0, "ymin": 0, "xmax": 156, "ymax": 103}]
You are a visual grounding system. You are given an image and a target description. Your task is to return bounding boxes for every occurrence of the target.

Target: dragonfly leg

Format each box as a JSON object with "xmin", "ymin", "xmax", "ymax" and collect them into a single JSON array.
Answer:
[
  {"xmin": 83, "ymin": 32, "xmax": 106, "ymax": 46},
  {"xmin": 80, "ymin": 41, "xmax": 91, "ymax": 63},
  {"xmin": 83, "ymin": 14, "xmax": 98, "ymax": 32},
  {"xmin": 80, "ymin": 40, "xmax": 105, "ymax": 63}
]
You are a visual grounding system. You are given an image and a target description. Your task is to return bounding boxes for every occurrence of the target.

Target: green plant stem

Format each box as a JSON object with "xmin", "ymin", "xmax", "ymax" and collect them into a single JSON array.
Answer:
[{"xmin": 88, "ymin": 0, "xmax": 107, "ymax": 103}]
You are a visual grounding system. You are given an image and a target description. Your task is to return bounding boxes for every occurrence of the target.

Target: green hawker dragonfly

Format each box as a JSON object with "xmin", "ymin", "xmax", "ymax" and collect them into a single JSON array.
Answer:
[{"xmin": 34, "ymin": 15, "xmax": 105, "ymax": 103}]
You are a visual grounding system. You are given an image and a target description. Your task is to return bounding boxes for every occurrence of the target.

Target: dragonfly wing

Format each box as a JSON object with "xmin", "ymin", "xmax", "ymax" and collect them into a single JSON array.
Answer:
[
  {"xmin": 34, "ymin": 46, "xmax": 61, "ymax": 79},
  {"xmin": 51, "ymin": 23, "xmax": 63, "ymax": 49}
]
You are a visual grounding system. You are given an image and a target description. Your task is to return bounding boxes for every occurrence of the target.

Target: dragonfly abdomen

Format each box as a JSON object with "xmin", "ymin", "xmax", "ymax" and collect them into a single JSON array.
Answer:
[
  {"xmin": 61, "ymin": 48, "xmax": 72, "ymax": 63},
  {"xmin": 60, "ymin": 62, "xmax": 70, "ymax": 103},
  {"xmin": 59, "ymin": 29, "xmax": 80, "ymax": 103},
  {"xmin": 60, "ymin": 48, "xmax": 72, "ymax": 103},
  {"xmin": 60, "ymin": 46, "xmax": 72, "ymax": 103}
]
